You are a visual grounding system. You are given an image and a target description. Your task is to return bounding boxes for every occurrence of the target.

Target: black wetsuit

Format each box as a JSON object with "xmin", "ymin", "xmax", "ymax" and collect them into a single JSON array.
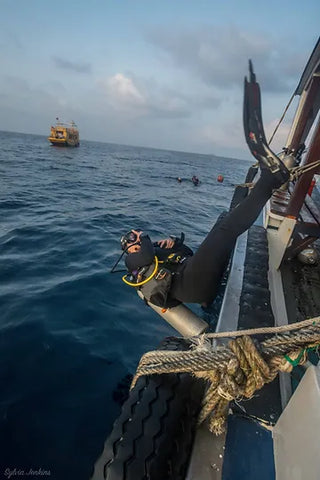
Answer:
[{"xmin": 125, "ymin": 170, "xmax": 281, "ymax": 306}]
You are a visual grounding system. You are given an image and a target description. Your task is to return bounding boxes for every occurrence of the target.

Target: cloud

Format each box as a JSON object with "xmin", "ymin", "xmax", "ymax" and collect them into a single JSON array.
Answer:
[
  {"xmin": 200, "ymin": 121, "xmax": 244, "ymax": 151},
  {"xmin": 0, "ymin": 74, "xmax": 78, "ymax": 133},
  {"xmin": 146, "ymin": 26, "xmax": 303, "ymax": 93},
  {"xmin": 107, "ymin": 73, "xmax": 145, "ymax": 107},
  {"xmin": 101, "ymin": 72, "xmax": 190, "ymax": 119},
  {"xmin": 264, "ymin": 118, "xmax": 292, "ymax": 153},
  {"xmin": 0, "ymin": 30, "xmax": 23, "ymax": 52},
  {"xmin": 196, "ymin": 108, "xmax": 294, "ymax": 159},
  {"xmin": 2, "ymin": 75, "xmax": 31, "ymax": 92},
  {"xmin": 99, "ymin": 72, "xmax": 221, "ymax": 120},
  {"xmin": 52, "ymin": 57, "xmax": 92, "ymax": 74}
]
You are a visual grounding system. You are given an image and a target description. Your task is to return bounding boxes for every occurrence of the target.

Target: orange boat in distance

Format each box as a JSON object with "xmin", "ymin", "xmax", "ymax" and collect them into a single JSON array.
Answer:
[{"xmin": 48, "ymin": 118, "xmax": 80, "ymax": 147}]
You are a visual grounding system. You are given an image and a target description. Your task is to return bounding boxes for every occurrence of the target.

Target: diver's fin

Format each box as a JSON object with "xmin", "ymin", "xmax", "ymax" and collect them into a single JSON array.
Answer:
[
  {"xmin": 243, "ymin": 60, "xmax": 268, "ymax": 148},
  {"xmin": 243, "ymin": 60, "xmax": 290, "ymax": 182},
  {"xmin": 243, "ymin": 62, "xmax": 320, "ymax": 184}
]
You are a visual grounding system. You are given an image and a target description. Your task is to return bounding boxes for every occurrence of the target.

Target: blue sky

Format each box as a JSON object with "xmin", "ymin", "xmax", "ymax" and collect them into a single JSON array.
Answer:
[{"xmin": 0, "ymin": 0, "xmax": 319, "ymax": 158}]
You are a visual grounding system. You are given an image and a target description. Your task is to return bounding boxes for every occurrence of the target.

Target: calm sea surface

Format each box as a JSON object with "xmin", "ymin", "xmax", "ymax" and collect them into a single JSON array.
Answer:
[{"xmin": 0, "ymin": 131, "xmax": 250, "ymax": 479}]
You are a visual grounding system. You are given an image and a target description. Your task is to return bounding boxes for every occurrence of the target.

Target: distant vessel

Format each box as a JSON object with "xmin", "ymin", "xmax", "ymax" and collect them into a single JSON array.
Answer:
[{"xmin": 48, "ymin": 118, "xmax": 80, "ymax": 147}]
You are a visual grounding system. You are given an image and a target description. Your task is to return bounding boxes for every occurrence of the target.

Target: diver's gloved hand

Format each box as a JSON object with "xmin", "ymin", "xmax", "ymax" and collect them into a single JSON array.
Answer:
[
  {"xmin": 170, "ymin": 232, "xmax": 185, "ymax": 247},
  {"xmin": 155, "ymin": 233, "xmax": 185, "ymax": 249}
]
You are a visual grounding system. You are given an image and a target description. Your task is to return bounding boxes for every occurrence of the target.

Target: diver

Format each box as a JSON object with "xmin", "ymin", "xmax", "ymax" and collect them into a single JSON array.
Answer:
[
  {"xmin": 192, "ymin": 175, "xmax": 200, "ymax": 186},
  {"xmin": 111, "ymin": 61, "xmax": 312, "ymax": 310},
  {"xmin": 177, "ymin": 177, "xmax": 182, "ymax": 183},
  {"xmin": 115, "ymin": 164, "xmax": 290, "ymax": 309}
]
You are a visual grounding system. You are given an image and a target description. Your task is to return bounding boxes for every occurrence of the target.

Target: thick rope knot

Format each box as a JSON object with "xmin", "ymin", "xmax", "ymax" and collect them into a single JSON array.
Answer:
[
  {"xmin": 197, "ymin": 335, "xmax": 278, "ymax": 434},
  {"xmin": 229, "ymin": 336, "xmax": 274, "ymax": 396},
  {"xmin": 130, "ymin": 317, "xmax": 320, "ymax": 436}
]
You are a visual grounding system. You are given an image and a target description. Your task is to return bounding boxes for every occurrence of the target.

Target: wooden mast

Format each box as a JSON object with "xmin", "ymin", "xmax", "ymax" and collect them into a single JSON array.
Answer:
[
  {"xmin": 284, "ymin": 39, "xmax": 320, "ymax": 218},
  {"xmin": 286, "ymin": 76, "xmax": 320, "ymax": 155},
  {"xmin": 286, "ymin": 115, "xmax": 320, "ymax": 218}
]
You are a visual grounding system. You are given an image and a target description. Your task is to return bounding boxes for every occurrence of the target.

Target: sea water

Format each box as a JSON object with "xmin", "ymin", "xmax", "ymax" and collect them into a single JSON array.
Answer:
[{"xmin": 0, "ymin": 130, "xmax": 250, "ymax": 479}]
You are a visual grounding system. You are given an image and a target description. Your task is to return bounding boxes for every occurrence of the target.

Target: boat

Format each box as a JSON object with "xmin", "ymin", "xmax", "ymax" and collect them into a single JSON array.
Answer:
[
  {"xmin": 48, "ymin": 118, "xmax": 80, "ymax": 147},
  {"xmin": 91, "ymin": 37, "xmax": 320, "ymax": 480}
]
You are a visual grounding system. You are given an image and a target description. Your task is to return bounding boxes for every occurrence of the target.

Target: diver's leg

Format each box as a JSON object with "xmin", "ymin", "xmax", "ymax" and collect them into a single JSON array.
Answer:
[
  {"xmin": 171, "ymin": 170, "xmax": 284, "ymax": 304},
  {"xmin": 214, "ymin": 170, "xmax": 279, "ymax": 237},
  {"xmin": 171, "ymin": 61, "xmax": 292, "ymax": 305}
]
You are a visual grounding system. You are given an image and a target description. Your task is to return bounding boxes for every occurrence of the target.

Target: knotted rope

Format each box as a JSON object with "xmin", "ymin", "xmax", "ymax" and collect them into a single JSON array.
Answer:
[{"xmin": 131, "ymin": 317, "xmax": 320, "ymax": 435}]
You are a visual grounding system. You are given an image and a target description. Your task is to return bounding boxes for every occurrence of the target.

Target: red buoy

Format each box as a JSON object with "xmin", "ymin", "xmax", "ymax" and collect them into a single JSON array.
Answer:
[{"xmin": 217, "ymin": 175, "xmax": 224, "ymax": 183}]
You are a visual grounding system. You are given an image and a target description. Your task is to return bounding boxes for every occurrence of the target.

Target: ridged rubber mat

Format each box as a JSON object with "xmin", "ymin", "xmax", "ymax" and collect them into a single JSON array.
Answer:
[{"xmin": 233, "ymin": 225, "xmax": 282, "ymax": 423}]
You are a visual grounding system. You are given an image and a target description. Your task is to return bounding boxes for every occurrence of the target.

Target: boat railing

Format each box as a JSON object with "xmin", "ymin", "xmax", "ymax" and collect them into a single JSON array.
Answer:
[{"xmin": 54, "ymin": 121, "xmax": 78, "ymax": 129}]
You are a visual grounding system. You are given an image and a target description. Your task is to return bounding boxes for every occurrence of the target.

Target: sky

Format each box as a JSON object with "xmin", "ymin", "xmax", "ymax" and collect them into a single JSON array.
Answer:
[{"xmin": 0, "ymin": 0, "xmax": 319, "ymax": 159}]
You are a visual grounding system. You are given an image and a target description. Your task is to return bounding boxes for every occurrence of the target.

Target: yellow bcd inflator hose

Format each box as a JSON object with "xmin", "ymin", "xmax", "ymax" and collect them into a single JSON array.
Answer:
[{"xmin": 122, "ymin": 256, "xmax": 159, "ymax": 287}]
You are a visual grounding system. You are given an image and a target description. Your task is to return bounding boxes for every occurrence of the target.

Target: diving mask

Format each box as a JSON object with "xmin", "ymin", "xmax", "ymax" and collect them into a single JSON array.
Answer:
[{"xmin": 120, "ymin": 230, "xmax": 139, "ymax": 251}]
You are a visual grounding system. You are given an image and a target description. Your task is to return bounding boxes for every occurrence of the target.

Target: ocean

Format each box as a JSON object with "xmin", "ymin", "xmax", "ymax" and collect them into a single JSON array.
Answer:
[{"xmin": 0, "ymin": 130, "xmax": 250, "ymax": 479}]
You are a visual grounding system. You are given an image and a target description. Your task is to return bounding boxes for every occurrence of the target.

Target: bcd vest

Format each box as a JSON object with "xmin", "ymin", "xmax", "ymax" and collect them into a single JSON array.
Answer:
[{"xmin": 138, "ymin": 254, "xmax": 185, "ymax": 308}]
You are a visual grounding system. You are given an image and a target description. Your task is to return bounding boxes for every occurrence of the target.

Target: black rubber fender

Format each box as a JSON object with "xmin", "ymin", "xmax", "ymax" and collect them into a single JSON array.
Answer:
[{"xmin": 91, "ymin": 337, "xmax": 206, "ymax": 480}]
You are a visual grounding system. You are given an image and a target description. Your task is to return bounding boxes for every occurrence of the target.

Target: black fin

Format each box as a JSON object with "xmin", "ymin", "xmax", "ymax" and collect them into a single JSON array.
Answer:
[{"xmin": 243, "ymin": 60, "xmax": 289, "ymax": 181}]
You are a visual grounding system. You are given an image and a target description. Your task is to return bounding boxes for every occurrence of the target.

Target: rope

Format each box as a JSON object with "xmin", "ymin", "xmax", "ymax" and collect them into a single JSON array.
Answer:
[
  {"xmin": 131, "ymin": 317, "xmax": 320, "ymax": 435},
  {"xmin": 205, "ymin": 316, "xmax": 319, "ymax": 338},
  {"xmin": 268, "ymin": 91, "xmax": 296, "ymax": 145},
  {"xmin": 289, "ymin": 159, "xmax": 320, "ymax": 182}
]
